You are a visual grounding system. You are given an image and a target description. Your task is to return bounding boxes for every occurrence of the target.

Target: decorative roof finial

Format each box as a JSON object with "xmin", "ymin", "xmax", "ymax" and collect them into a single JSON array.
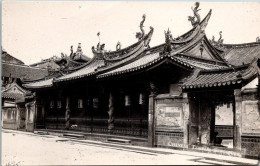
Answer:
[
  {"xmin": 218, "ymin": 31, "xmax": 224, "ymax": 45},
  {"xmin": 210, "ymin": 31, "xmax": 224, "ymax": 49},
  {"xmin": 70, "ymin": 45, "xmax": 73, "ymax": 54},
  {"xmin": 256, "ymin": 36, "xmax": 260, "ymax": 42},
  {"xmin": 97, "ymin": 32, "xmax": 100, "ymax": 43},
  {"xmin": 136, "ymin": 14, "xmax": 146, "ymax": 41},
  {"xmin": 94, "ymin": 32, "xmax": 106, "ymax": 52},
  {"xmin": 116, "ymin": 41, "xmax": 121, "ymax": 51},
  {"xmin": 160, "ymin": 28, "xmax": 173, "ymax": 55},
  {"xmin": 77, "ymin": 43, "xmax": 82, "ymax": 52},
  {"xmin": 188, "ymin": 2, "xmax": 201, "ymax": 27}
]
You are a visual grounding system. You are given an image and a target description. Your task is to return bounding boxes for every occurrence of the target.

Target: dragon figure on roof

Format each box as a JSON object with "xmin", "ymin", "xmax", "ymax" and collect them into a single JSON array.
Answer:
[
  {"xmin": 188, "ymin": 2, "xmax": 201, "ymax": 27},
  {"xmin": 136, "ymin": 14, "xmax": 146, "ymax": 41}
]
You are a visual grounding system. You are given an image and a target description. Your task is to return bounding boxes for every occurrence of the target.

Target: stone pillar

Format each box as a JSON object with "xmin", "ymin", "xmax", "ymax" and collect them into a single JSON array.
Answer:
[
  {"xmin": 234, "ymin": 89, "xmax": 242, "ymax": 150},
  {"xmin": 108, "ymin": 92, "xmax": 115, "ymax": 131},
  {"xmin": 65, "ymin": 96, "xmax": 71, "ymax": 130},
  {"xmin": 182, "ymin": 93, "xmax": 190, "ymax": 148},
  {"xmin": 148, "ymin": 82, "xmax": 157, "ymax": 147},
  {"xmin": 16, "ymin": 105, "xmax": 20, "ymax": 130},
  {"xmin": 25, "ymin": 103, "xmax": 30, "ymax": 130}
]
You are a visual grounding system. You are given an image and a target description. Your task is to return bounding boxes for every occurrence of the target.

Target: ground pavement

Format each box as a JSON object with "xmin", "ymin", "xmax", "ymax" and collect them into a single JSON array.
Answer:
[{"xmin": 1, "ymin": 129, "xmax": 259, "ymax": 165}]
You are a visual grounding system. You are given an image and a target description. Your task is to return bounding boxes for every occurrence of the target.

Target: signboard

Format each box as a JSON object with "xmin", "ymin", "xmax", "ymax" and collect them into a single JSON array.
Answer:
[{"xmin": 156, "ymin": 106, "xmax": 182, "ymax": 127}]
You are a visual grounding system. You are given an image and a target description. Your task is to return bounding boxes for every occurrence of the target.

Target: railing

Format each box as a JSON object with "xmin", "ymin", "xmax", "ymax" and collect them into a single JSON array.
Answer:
[
  {"xmin": 44, "ymin": 116, "xmax": 148, "ymax": 137},
  {"xmin": 215, "ymin": 125, "xmax": 233, "ymax": 138}
]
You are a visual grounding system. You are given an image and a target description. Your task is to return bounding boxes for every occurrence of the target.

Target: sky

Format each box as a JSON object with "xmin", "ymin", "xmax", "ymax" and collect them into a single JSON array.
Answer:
[{"xmin": 2, "ymin": 1, "xmax": 260, "ymax": 65}]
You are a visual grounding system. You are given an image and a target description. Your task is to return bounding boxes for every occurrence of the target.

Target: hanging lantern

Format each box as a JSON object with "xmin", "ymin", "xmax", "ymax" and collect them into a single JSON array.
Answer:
[
  {"xmin": 139, "ymin": 93, "xmax": 145, "ymax": 105},
  {"xmin": 57, "ymin": 100, "xmax": 62, "ymax": 108},
  {"xmin": 93, "ymin": 98, "xmax": 99, "ymax": 109},
  {"xmin": 50, "ymin": 100, "xmax": 55, "ymax": 109},
  {"xmin": 78, "ymin": 99, "xmax": 83, "ymax": 108},
  {"xmin": 125, "ymin": 95, "xmax": 131, "ymax": 106}
]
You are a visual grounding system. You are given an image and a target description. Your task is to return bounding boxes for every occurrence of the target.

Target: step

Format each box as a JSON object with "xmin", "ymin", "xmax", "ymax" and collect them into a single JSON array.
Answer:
[
  {"xmin": 34, "ymin": 131, "xmax": 49, "ymax": 135},
  {"xmin": 63, "ymin": 133, "xmax": 85, "ymax": 139},
  {"xmin": 107, "ymin": 138, "xmax": 131, "ymax": 144},
  {"xmin": 198, "ymin": 159, "xmax": 236, "ymax": 165}
]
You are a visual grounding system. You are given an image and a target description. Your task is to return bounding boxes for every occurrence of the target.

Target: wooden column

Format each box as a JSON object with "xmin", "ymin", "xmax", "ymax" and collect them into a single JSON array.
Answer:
[
  {"xmin": 233, "ymin": 89, "xmax": 242, "ymax": 150},
  {"xmin": 34, "ymin": 99, "xmax": 39, "ymax": 130},
  {"xmin": 148, "ymin": 82, "xmax": 157, "ymax": 147},
  {"xmin": 182, "ymin": 93, "xmax": 190, "ymax": 148},
  {"xmin": 108, "ymin": 92, "xmax": 115, "ymax": 131}
]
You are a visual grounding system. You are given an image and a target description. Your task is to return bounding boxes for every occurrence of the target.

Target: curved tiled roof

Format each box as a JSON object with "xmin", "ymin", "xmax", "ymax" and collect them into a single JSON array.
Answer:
[
  {"xmin": 97, "ymin": 53, "xmax": 227, "ymax": 79},
  {"xmin": 22, "ymin": 10, "xmax": 258, "ymax": 90},
  {"xmin": 2, "ymin": 62, "xmax": 49, "ymax": 81},
  {"xmin": 23, "ymin": 78, "xmax": 54, "ymax": 89},
  {"xmin": 54, "ymin": 60, "xmax": 104, "ymax": 82},
  {"xmin": 2, "ymin": 92, "xmax": 23, "ymax": 100},
  {"xmin": 181, "ymin": 65, "xmax": 258, "ymax": 89},
  {"xmin": 97, "ymin": 52, "xmax": 162, "ymax": 78},
  {"xmin": 174, "ymin": 56, "xmax": 226, "ymax": 70},
  {"xmin": 2, "ymin": 50, "xmax": 24, "ymax": 65},
  {"xmin": 223, "ymin": 42, "xmax": 260, "ymax": 66}
]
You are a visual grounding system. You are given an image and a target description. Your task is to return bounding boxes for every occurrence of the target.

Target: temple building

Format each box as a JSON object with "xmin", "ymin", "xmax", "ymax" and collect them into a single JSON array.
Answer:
[
  {"xmin": 1, "ymin": 49, "xmax": 48, "ymax": 131},
  {"xmin": 1, "ymin": 44, "xmax": 90, "ymax": 131},
  {"xmin": 5, "ymin": 3, "xmax": 260, "ymax": 159}
]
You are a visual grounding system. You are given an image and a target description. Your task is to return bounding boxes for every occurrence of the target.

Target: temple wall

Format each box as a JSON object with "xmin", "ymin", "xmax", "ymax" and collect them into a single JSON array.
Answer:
[
  {"xmin": 1, "ymin": 107, "xmax": 19, "ymax": 130},
  {"xmin": 240, "ymin": 88, "xmax": 260, "ymax": 158},
  {"xmin": 154, "ymin": 95, "xmax": 187, "ymax": 149},
  {"xmin": 25, "ymin": 101, "xmax": 36, "ymax": 132}
]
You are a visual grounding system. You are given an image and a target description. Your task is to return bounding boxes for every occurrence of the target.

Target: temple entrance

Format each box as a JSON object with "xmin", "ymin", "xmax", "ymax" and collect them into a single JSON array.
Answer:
[
  {"xmin": 188, "ymin": 90, "xmax": 237, "ymax": 151},
  {"xmin": 36, "ymin": 104, "xmax": 45, "ymax": 129},
  {"xmin": 215, "ymin": 103, "xmax": 234, "ymax": 149}
]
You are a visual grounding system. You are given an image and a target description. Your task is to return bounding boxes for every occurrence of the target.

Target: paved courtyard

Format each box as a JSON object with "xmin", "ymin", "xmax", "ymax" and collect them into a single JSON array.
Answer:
[{"xmin": 1, "ymin": 129, "xmax": 259, "ymax": 165}]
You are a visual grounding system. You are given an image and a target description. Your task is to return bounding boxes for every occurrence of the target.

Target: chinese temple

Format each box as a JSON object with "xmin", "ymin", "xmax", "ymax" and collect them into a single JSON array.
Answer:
[{"xmin": 6, "ymin": 2, "xmax": 260, "ymax": 159}]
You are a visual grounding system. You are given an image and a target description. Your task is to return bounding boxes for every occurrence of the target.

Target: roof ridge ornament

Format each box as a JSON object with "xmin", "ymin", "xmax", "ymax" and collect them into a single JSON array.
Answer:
[
  {"xmin": 188, "ymin": 2, "xmax": 201, "ymax": 27},
  {"xmin": 210, "ymin": 31, "xmax": 224, "ymax": 49},
  {"xmin": 116, "ymin": 41, "xmax": 121, "ymax": 51},
  {"xmin": 93, "ymin": 32, "xmax": 106, "ymax": 53},
  {"xmin": 136, "ymin": 14, "xmax": 146, "ymax": 41},
  {"xmin": 160, "ymin": 28, "xmax": 173, "ymax": 56},
  {"xmin": 256, "ymin": 36, "xmax": 260, "ymax": 42}
]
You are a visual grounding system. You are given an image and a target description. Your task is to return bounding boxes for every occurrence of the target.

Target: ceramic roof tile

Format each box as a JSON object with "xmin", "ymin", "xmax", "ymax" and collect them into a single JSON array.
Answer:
[
  {"xmin": 182, "ymin": 67, "xmax": 250, "ymax": 89},
  {"xmin": 97, "ymin": 52, "xmax": 161, "ymax": 78},
  {"xmin": 54, "ymin": 60, "xmax": 104, "ymax": 82},
  {"xmin": 23, "ymin": 78, "xmax": 54, "ymax": 89},
  {"xmin": 2, "ymin": 62, "xmax": 49, "ymax": 81},
  {"xmin": 2, "ymin": 92, "xmax": 23, "ymax": 99},
  {"xmin": 223, "ymin": 43, "xmax": 260, "ymax": 66},
  {"xmin": 173, "ymin": 56, "xmax": 227, "ymax": 70}
]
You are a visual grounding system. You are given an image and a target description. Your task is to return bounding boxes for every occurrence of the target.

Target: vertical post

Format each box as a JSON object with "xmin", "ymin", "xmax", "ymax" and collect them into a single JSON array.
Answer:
[
  {"xmin": 16, "ymin": 105, "xmax": 20, "ymax": 130},
  {"xmin": 148, "ymin": 82, "xmax": 157, "ymax": 147},
  {"xmin": 42, "ymin": 100, "xmax": 45, "ymax": 128},
  {"xmin": 182, "ymin": 93, "xmax": 190, "ymax": 148},
  {"xmin": 108, "ymin": 92, "xmax": 114, "ymax": 131},
  {"xmin": 210, "ymin": 104, "xmax": 216, "ymax": 145},
  {"xmin": 34, "ymin": 100, "xmax": 37, "ymax": 131},
  {"xmin": 90, "ymin": 98, "xmax": 93, "ymax": 133},
  {"xmin": 65, "ymin": 96, "xmax": 70, "ymax": 130},
  {"xmin": 234, "ymin": 89, "xmax": 242, "ymax": 150}
]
